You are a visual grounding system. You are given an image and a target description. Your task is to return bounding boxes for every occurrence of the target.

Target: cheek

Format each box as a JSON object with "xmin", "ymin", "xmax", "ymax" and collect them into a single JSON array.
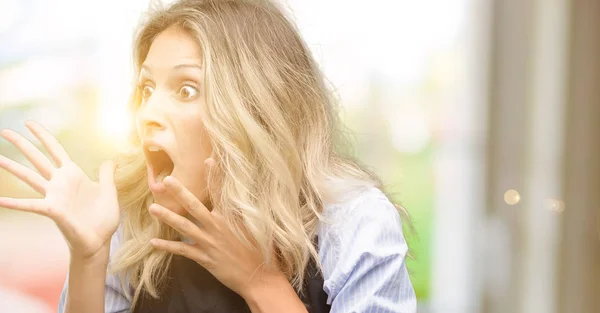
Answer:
[
  {"xmin": 173, "ymin": 115, "xmax": 212, "ymax": 197},
  {"xmin": 172, "ymin": 160, "xmax": 209, "ymax": 203},
  {"xmin": 178, "ymin": 110, "xmax": 205, "ymax": 133},
  {"xmin": 178, "ymin": 118, "xmax": 213, "ymax": 167}
]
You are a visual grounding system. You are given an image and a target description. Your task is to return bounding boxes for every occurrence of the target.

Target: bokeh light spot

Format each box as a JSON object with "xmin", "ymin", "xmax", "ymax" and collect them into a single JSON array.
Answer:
[
  {"xmin": 504, "ymin": 189, "xmax": 521, "ymax": 205},
  {"xmin": 545, "ymin": 198, "xmax": 565, "ymax": 213}
]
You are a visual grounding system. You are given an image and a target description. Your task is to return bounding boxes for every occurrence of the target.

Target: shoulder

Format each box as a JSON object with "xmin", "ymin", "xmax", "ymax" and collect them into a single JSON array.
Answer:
[
  {"xmin": 318, "ymin": 186, "xmax": 405, "ymax": 241},
  {"xmin": 317, "ymin": 187, "xmax": 410, "ymax": 286}
]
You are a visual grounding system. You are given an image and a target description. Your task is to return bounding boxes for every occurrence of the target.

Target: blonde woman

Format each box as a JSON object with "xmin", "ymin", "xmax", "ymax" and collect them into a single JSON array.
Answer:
[{"xmin": 0, "ymin": 0, "xmax": 416, "ymax": 312}]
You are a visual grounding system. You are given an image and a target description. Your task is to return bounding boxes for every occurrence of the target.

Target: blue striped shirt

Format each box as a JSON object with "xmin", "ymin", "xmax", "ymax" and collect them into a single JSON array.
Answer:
[{"xmin": 58, "ymin": 187, "xmax": 416, "ymax": 313}]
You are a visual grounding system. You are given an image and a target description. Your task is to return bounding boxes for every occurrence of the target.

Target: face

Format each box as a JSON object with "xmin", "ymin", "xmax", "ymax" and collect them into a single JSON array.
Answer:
[{"xmin": 136, "ymin": 26, "xmax": 213, "ymax": 215}]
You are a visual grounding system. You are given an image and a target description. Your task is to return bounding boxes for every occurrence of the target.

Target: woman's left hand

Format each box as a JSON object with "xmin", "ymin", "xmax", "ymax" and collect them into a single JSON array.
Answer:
[{"xmin": 147, "ymin": 161, "xmax": 280, "ymax": 299}]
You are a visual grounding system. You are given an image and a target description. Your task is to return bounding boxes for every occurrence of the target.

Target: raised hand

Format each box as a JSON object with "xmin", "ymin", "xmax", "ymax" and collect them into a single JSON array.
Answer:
[
  {"xmin": 0, "ymin": 121, "xmax": 120, "ymax": 260},
  {"xmin": 147, "ymin": 164, "xmax": 279, "ymax": 300}
]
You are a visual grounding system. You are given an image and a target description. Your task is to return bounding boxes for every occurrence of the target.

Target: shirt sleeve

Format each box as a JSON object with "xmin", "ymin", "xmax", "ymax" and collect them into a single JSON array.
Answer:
[
  {"xmin": 57, "ymin": 225, "xmax": 132, "ymax": 313},
  {"xmin": 318, "ymin": 187, "xmax": 417, "ymax": 313}
]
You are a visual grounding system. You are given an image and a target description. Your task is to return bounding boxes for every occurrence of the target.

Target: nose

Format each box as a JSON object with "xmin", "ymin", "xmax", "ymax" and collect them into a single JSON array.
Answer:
[{"xmin": 136, "ymin": 93, "xmax": 167, "ymax": 137}]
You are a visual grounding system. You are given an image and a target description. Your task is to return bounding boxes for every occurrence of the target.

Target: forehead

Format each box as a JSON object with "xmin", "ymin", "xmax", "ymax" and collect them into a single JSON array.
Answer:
[{"xmin": 143, "ymin": 26, "xmax": 203, "ymax": 71}]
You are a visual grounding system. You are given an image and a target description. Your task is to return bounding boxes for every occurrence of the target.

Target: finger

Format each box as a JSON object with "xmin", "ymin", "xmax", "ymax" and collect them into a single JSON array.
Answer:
[
  {"xmin": 163, "ymin": 176, "xmax": 214, "ymax": 229},
  {"xmin": 149, "ymin": 203, "xmax": 205, "ymax": 242},
  {"xmin": 0, "ymin": 154, "xmax": 47, "ymax": 194},
  {"xmin": 98, "ymin": 160, "xmax": 117, "ymax": 190},
  {"xmin": 25, "ymin": 121, "xmax": 71, "ymax": 167},
  {"xmin": 150, "ymin": 238, "xmax": 205, "ymax": 263},
  {"xmin": 0, "ymin": 129, "xmax": 55, "ymax": 179},
  {"xmin": 0, "ymin": 198, "xmax": 50, "ymax": 216}
]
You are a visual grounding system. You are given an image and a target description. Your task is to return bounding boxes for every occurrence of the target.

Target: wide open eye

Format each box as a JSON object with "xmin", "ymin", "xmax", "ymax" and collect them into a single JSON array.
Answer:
[
  {"xmin": 142, "ymin": 85, "xmax": 154, "ymax": 101},
  {"xmin": 177, "ymin": 84, "xmax": 199, "ymax": 101},
  {"xmin": 138, "ymin": 81, "xmax": 154, "ymax": 104}
]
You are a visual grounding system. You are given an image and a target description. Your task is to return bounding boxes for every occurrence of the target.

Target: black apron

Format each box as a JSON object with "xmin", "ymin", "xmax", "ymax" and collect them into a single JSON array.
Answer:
[{"xmin": 134, "ymin": 242, "xmax": 331, "ymax": 313}]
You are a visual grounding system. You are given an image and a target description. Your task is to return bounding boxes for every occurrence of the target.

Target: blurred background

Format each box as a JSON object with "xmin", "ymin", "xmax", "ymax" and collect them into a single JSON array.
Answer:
[{"xmin": 0, "ymin": 0, "xmax": 599, "ymax": 312}]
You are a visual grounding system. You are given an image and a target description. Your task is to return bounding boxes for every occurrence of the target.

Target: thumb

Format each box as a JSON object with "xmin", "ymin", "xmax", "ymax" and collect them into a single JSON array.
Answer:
[{"xmin": 99, "ymin": 160, "xmax": 117, "ymax": 189}]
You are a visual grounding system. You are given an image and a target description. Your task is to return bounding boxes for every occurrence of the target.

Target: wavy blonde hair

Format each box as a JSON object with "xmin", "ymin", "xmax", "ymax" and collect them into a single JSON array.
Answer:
[{"xmin": 109, "ymin": 0, "xmax": 409, "ymax": 309}]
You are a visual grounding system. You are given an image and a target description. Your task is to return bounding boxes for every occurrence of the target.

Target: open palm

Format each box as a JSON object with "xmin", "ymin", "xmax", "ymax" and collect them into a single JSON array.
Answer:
[{"xmin": 0, "ymin": 122, "xmax": 120, "ymax": 259}]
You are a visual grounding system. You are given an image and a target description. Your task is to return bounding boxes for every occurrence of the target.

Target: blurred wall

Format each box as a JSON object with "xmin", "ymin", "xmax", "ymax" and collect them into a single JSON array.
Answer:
[
  {"xmin": 559, "ymin": 0, "xmax": 600, "ymax": 312},
  {"xmin": 483, "ymin": 0, "xmax": 600, "ymax": 313}
]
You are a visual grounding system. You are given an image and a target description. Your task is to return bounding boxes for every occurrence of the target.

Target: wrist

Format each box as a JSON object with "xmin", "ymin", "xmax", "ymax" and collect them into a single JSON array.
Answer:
[
  {"xmin": 241, "ymin": 271, "xmax": 285, "ymax": 301},
  {"xmin": 70, "ymin": 243, "xmax": 110, "ymax": 268},
  {"xmin": 242, "ymin": 272, "xmax": 307, "ymax": 313},
  {"xmin": 65, "ymin": 243, "xmax": 110, "ymax": 313}
]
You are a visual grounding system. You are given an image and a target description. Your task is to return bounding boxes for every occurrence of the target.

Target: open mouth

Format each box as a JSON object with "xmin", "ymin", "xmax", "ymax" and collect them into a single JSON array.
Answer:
[{"xmin": 144, "ymin": 145, "xmax": 175, "ymax": 187}]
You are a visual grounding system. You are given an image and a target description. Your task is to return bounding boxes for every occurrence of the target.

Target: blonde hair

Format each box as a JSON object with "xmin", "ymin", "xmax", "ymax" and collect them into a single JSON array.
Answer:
[{"xmin": 109, "ymin": 0, "xmax": 409, "ymax": 308}]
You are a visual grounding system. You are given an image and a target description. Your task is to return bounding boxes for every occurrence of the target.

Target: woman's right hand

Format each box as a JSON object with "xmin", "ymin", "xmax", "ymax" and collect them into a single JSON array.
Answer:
[{"xmin": 0, "ymin": 121, "xmax": 120, "ymax": 261}]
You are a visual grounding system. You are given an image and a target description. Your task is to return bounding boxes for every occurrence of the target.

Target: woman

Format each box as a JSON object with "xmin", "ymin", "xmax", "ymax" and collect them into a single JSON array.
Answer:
[{"xmin": 0, "ymin": 0, "xmax": 416, "ymax": 312}]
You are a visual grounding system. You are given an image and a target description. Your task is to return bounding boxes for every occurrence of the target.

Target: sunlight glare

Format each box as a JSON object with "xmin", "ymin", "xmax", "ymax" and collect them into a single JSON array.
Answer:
[{"xmin": 98, "ymin": 97, "xmax": 132, "ymax": 145}]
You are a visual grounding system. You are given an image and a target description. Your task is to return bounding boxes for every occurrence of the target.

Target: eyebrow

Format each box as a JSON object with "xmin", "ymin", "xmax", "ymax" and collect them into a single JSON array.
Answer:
[{"xmin": 141, "ymin": 63, "xmax": 203, "ymax": 72}]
